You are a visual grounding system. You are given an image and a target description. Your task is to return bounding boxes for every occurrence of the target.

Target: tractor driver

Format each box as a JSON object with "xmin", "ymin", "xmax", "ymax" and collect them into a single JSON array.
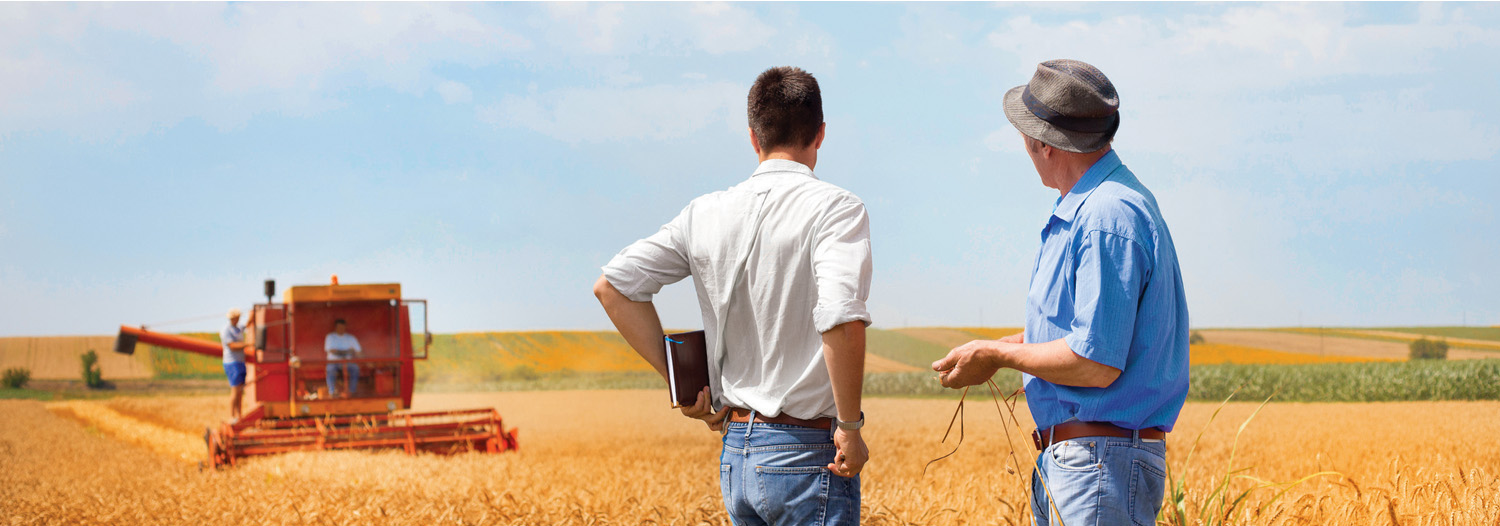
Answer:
[{"xmin": 324, "ymin": 319, "xmax": 363, "ymax": 398}]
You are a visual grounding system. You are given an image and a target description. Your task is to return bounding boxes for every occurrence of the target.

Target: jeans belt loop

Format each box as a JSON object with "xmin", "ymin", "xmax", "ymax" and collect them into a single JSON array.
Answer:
[
  {"xmin": 743, "ymin": 409, "xmax": 756, "ymax": 451},
  {"xmin": 1048, "ymin": 427, "xmax": 1055, "ymax": 448}
]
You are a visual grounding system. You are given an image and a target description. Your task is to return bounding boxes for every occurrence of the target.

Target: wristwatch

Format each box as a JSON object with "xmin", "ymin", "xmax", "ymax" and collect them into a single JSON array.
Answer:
[{"xmin": 835, "ymin": 411, "xmax": 865, "ymax": 430}]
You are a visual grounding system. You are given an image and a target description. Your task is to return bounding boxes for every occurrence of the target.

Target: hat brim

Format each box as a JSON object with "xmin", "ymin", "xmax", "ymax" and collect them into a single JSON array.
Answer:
[{"xmin": 1003, "ymin": 85, "xmax": 1113, "ymax": 154}]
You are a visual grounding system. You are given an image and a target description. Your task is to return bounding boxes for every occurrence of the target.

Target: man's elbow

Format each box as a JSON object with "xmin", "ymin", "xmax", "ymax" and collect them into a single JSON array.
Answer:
[
  {"xmin": 821, "ymin": 320, "xmax": 867, "ymax": 351},
  {"xmin": 1086, "ymin": 366, "xmax": 1122, "ymax": 389},
  {"xmin": 592, "ymin": 276, "xmax": 617, "ymax": 303}
]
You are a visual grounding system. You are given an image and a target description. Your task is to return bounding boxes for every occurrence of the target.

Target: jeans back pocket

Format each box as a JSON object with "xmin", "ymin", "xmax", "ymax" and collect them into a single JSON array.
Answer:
[
  {"xmin": 755, "ymin": 465, "xmax": 831, "ymax": 525},
  {"xmin": 1129, "ymin": 457, "xmax": 1167, "ymax": 526}
]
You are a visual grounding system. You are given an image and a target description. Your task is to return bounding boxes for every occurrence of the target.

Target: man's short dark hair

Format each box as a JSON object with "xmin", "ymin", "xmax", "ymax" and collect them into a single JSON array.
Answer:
[
  {"xmin": 334, "ymin": 319, "xmax": 346, "ymax": 326},
  {"xmin": 747, "ymin": 66, "xmax": 823, "ymax": 151}
]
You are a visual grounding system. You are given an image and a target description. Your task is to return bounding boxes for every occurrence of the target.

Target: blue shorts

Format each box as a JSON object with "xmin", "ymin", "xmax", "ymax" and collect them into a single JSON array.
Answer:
[{"xmin": 223, "ymin": 362, "xmax": 247, "ymax": 387}]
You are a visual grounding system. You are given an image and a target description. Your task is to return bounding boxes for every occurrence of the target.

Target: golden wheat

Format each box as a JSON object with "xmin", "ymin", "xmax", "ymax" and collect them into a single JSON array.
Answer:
[
  {"xmin": 0, "ymin": 336, "xmax": 153, "ymax": 380},
  {"xmin": 1189, "ymin": 343, "xmax": 1386, "ymax": 365},
  {"xmin": 2, "ymin": 391, "xmax": 1496, "ymax": 525}
]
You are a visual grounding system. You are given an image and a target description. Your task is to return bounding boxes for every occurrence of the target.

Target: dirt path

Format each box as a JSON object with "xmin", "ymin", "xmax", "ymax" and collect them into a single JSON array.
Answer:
[{"xmin": 1200, "ymin": 330, "xmax": 1496, "ymax": 360}]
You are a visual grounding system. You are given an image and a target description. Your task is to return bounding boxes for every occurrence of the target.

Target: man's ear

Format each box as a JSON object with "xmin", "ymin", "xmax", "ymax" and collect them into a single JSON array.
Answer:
[
  {"xmin": 749, "ymin": 127, "xmax": 762, "ymax": 156},
  {"xmin": 812, "ymin": 122, "xmax": 826, "ymax": 150}
]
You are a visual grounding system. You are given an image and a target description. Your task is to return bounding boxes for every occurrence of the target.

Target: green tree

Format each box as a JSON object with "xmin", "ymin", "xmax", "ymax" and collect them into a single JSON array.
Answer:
[
  {"xmin": 81, "ymin": 350, "xmax": 105, "ymax": 388},
  {"xmin": 1189, "ymin": 331, "xmax": 1206, "ymax": 345},
  {"xmin": 2, "ymin": 367, "xmax": 30, "ymax": 389},
  {"xmin": 1408, "ymin": 337, "xmax": 1449, "ymax": 360}
]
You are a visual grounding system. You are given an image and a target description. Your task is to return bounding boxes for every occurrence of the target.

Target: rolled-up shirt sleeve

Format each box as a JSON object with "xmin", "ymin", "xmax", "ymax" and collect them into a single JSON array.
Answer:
[
  {"xmin": 601, "ymin": 207, "xmax": 692, "ymax": 303},
  {"xmin": 811, "ymin": 194, "xmax": 873, "ymax": 333},
  {"xmin": 1063, "ymin": 230, "xmax": 1150, "ymax": 371}
]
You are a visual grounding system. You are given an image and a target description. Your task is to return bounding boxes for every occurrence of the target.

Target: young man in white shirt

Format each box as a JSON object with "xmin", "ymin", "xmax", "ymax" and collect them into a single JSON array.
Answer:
[
  {"xmin": 324, "ymin": 319, "xmax": 362, "ymax": 398},
  {"xmin": 595, "ymin": 66, "xmax": 872, "ymax": 525}
]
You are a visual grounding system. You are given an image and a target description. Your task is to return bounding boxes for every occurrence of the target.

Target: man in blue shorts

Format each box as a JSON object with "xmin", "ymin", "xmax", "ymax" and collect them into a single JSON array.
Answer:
[{"xmin": 221, "ymin": 308, "xmax": 252, "ymax": 421}]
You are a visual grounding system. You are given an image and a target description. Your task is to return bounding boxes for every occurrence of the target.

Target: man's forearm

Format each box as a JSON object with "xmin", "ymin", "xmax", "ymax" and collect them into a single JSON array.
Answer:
[
  {"xmin": 991, "ymin": 338, "xmax": 1120, "ymax": 388},
  {"xmin": 821, "ymin": 321, "xmax": 865, "ymax": 422},
  {"xmin": 593, "ymin": 276, "xmax": 669, "ymax": 380}
]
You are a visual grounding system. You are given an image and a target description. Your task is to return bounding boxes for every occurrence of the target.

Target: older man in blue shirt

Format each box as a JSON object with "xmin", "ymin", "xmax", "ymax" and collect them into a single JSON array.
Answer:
[{"xmin": 933, "ymin": 60, "xmax": 1189, "ymax": 526}]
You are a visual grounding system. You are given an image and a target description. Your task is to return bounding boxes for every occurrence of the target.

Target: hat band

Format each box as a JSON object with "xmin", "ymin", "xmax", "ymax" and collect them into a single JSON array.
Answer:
[{"xmin": 1022, "ymin": 86, "xmax": 1119, "ymax": 134}]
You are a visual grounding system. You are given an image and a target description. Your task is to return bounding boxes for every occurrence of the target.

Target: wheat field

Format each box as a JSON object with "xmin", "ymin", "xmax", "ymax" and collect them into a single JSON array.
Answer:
[
  {"xmin": 1187, "ymin": 343, "xmax": 1386, "ymax": 365},
  {"xmin": 3, "ymin": 390, "xmax": 1497, "ymax": 525}
]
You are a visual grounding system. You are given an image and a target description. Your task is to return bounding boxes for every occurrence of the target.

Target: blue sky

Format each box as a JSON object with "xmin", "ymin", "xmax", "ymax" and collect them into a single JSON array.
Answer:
[{"xmin": 1, "ymin": 2, "xmax": 1497, "ymax": 336}]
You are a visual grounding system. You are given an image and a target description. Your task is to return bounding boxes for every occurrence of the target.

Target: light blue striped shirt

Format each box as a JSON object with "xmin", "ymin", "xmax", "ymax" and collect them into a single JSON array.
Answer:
[
  {"xmin": 1023, "ymin": 150, "xmax": 1190, "ymax": 432},
  {"xmin": 220, "ymin": 323, "xmax": 244, "ymax": 365}
]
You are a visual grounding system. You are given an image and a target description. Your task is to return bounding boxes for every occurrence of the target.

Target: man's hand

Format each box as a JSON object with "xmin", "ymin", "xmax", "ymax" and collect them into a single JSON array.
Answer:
[
  {"xmin": 999, "ymin": 332, "xmax": 1024, "ymax": 344},
  {"xmin": 827, "ymin": 427, "xmax": 868, "ymax": 478},
  {"xmin": 680, "ymin": 386, "xmax": 730, "ymax": 431},
  {"xmin": 932, "ymin": 340, "xmax": 1004, "ymax": 389}
]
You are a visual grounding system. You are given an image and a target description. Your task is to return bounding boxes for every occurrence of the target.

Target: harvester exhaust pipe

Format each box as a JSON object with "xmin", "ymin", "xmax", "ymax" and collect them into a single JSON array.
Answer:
[{"xmin": 264, "ymin": 279, "xmax": 276, "ymax": 304}]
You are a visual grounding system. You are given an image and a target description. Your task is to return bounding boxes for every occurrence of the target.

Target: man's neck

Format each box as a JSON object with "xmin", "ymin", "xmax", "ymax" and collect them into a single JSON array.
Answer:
[
  {"xmin": 758, "ymin": 150, "xmax": 817, "ymax": 171},
  {"xmin": 1053, "ymin": 148, "xmax": 1111, "ymax": 196}
]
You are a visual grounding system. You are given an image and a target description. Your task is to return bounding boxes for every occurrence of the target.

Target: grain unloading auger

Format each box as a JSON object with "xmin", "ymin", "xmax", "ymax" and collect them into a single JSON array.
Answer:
[{"xmin": 114, "ymin": 278, "xmax": 518, "ymax": 468}]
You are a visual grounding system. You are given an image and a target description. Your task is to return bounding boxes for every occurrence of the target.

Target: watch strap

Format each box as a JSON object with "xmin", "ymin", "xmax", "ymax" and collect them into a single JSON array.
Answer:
[{"xmin": 835, "ymin": 411, "xmax": 865, "ymax": 430}]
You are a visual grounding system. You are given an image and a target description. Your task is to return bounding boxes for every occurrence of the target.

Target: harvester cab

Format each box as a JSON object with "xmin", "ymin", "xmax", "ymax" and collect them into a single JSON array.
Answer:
[{"xmin": 114, "ymin": 277, "xmax": 518, "ymax": 468}]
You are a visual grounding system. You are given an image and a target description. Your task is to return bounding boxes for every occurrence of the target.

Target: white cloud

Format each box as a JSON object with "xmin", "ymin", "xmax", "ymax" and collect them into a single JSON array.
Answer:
[
  {"xmin": 985, "ymin": 4, "xmax": 1500, "ymax": 169},
  {"xmin": 435, "ymin": 80, "xmax": 474, "ymax": 104},
  {"xmin": 0, "ymin": 3, "xmax": 528, "ymax": 138},
  {"xmin": 538, "ymin": 2, "xmax": 774, "ymax": 56},
  {"xmin": 983, "ymin": 128, "xmax": 1023, "ymax": 154},
  {"xmin": 479, "ymin": 82, "xmax": 745, "ymax": 143}
]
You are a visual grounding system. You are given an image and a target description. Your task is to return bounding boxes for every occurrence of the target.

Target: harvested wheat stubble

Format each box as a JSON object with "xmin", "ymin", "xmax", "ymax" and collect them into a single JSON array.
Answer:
[
  {"xmin": 0, "ymin": 336, "xmax": 154, "ymax": 380},
  {"xmin": 863, "ymin": 352, "xmax": 920, "ymax": 373},
  {"xmin": 1201, "ymin": 330, "xmax": 1498, "ymax": 361},
  {"xmin": 5, "ymin": 392, "xmax": 1499, "ymax": 525}
]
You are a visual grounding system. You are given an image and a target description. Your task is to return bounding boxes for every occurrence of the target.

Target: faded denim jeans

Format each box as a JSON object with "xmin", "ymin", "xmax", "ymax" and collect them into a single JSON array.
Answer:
[
  {"xmin": 720, "ymin": 417, "xmax": 860, "ymax": 525},
  {"xmin": 326, "ymin": 362, "xmax": 359, "ymax": 395},
  {"xmin": 1031, "ymin": 433, "xmax": 1167, "ymax": 526}
]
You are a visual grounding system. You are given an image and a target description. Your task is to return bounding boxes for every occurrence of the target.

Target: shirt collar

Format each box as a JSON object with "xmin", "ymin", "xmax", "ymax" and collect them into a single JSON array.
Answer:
[
  {"xmin": 751, "ymin": 159, "xmax": 817, "ymax": 179},
  {"xmin": 1051, "ymin": 150, "xmax": 1122, "ymax": 223}
]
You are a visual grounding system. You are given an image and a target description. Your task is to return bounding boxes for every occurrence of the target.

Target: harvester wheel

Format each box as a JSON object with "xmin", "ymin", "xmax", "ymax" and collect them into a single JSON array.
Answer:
[
  {"xmin": 504, "ymin": 429, "xmax": 520, "ymax": 452},
  {"xmin": 206, "ymin": 428, "xmax": 231, "ymax": 469}
]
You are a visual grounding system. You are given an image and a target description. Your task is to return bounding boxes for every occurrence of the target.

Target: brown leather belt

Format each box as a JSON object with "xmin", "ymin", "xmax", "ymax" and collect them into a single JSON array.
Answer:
[
  {"xmin": 1032, "ymin": 421, "xmax": 1166, "ymax": 450},
  {"xmin": 727, "ymin": 407, "xmax": 833, "ymax": 430}
]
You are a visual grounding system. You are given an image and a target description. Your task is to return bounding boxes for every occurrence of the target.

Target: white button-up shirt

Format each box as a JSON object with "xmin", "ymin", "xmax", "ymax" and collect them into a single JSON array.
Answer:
[
  {"xmin": 603, "ymin": 159, "xmax": 873, "ymax": 419},
  {"xmin": 324, "ymin": 332, "xmax": 362, "ymax": 361}
]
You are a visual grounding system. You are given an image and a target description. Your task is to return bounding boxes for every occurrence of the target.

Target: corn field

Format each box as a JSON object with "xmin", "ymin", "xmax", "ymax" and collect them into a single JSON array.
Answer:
[{"xmin": 2, "ymin": 390, "xmax": 1497, "ymax": 525}]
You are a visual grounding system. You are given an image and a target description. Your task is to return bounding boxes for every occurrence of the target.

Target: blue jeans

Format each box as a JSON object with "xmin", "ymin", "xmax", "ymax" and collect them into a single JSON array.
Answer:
[
  {"xmin": 720, "ymin": 418, "xmax": 860, "ymax": 525},
  {"xmin": 1030, "ymin": 434, "xmax": 1167, "ymax": 526},
  {"xmin": 326, "ymin": 362, "xmax": 359, "ymax": 395}
]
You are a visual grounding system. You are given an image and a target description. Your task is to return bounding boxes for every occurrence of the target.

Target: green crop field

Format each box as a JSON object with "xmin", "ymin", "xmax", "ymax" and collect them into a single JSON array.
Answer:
[
  {"xmin": 1190, "ymin": 359, "xmax": 1500, "ymax": 402},
  {"xmin": 147, "ymin": 332, "xmax": 223, "ymax": 379}
]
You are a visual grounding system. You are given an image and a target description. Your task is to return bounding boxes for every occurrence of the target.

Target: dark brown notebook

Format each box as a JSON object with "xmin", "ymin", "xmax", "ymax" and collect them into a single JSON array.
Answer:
[{"xmin": 665, "ymin": 330, "xmax": 710, "ymax": 408}]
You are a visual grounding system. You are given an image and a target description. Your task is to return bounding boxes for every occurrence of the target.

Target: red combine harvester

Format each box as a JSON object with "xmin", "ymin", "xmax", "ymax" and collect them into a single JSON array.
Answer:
[{"xmin": 113, "ymin": 278, "xmax": 518, "ymax": 468}]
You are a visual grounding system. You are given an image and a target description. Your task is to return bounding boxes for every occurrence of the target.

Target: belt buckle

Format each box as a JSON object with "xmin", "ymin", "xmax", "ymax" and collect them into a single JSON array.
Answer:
[{"xmin": 1031, "ymin": 428, "xmax": 1044, "ymax": 450}]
